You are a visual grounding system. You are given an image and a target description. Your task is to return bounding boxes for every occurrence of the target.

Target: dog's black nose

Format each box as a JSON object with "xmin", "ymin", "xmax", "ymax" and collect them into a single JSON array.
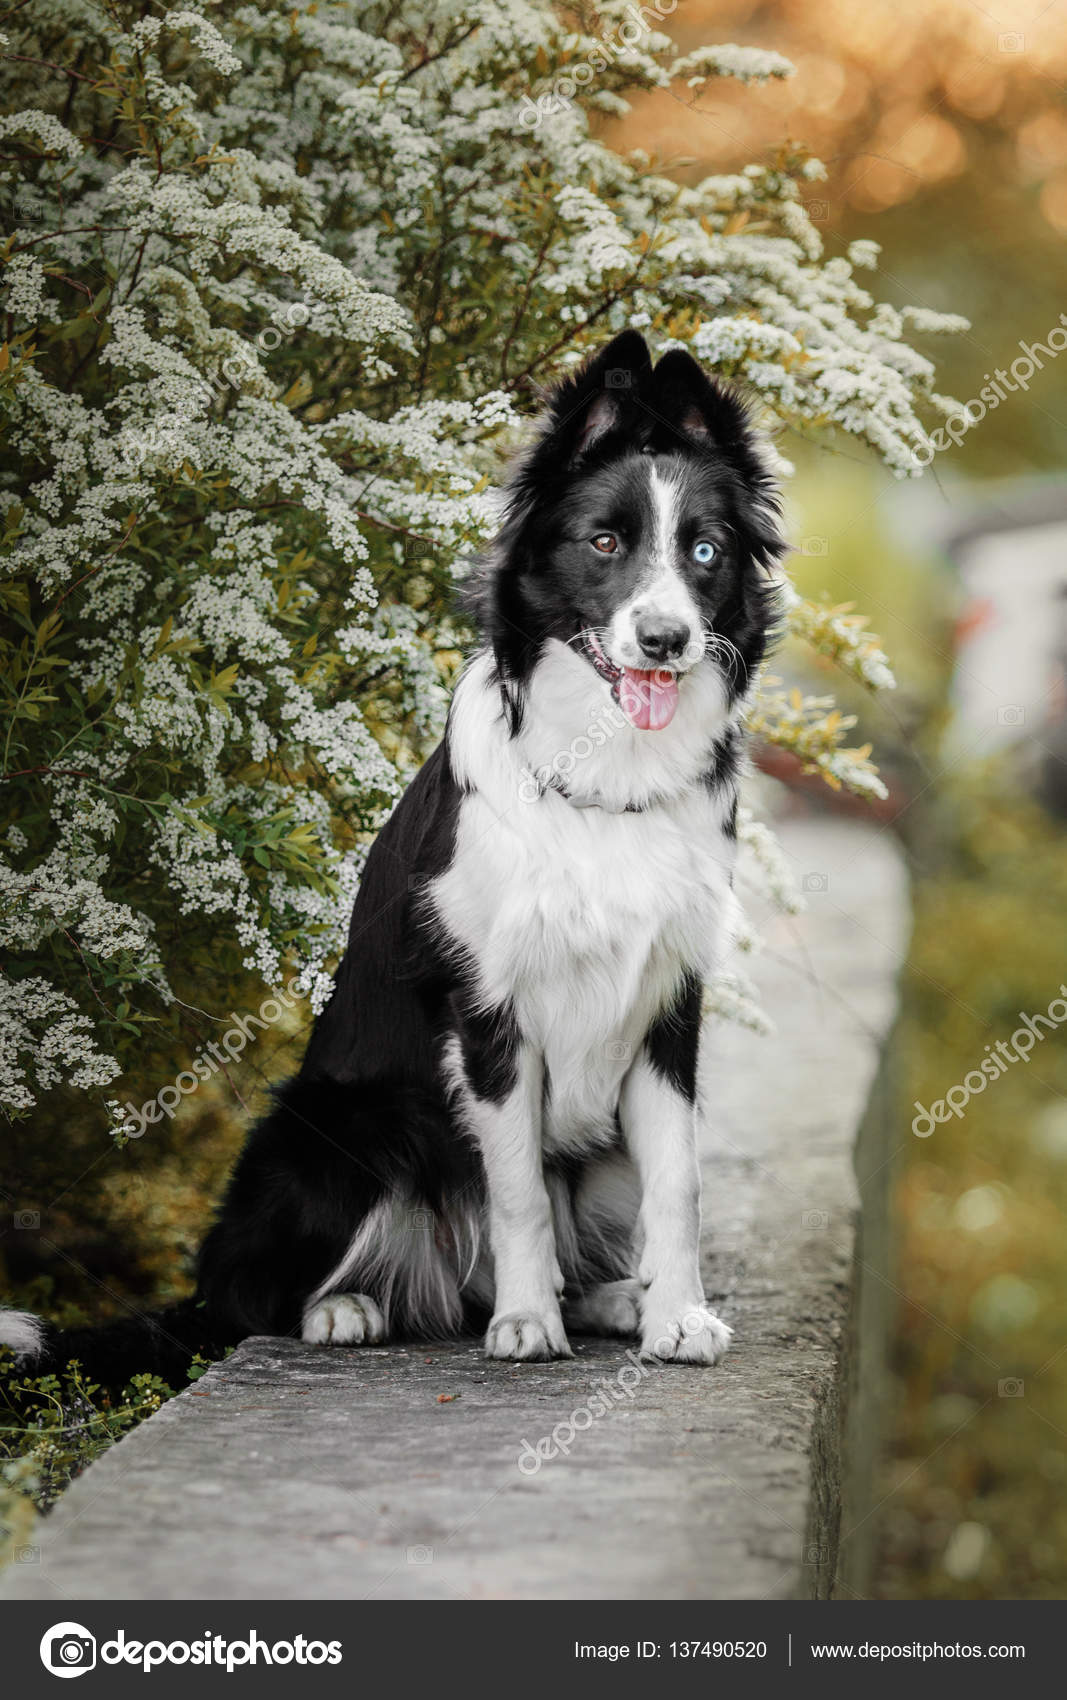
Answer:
[{"xmin": 635, "ymin": 615, "xmax": 690, "ymax": 664}]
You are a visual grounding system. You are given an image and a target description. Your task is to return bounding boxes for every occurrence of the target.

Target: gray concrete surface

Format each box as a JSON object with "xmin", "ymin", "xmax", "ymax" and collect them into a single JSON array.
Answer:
[{"xmin": 4, "ymin": 814, "xmax": 909, "ymax": 1601}]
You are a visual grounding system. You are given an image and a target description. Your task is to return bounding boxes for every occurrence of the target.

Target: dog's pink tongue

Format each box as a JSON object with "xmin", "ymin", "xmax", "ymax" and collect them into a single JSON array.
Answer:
[{"xmin": 617, "ymin": 668, "xmax": 679, "ymax": 731}]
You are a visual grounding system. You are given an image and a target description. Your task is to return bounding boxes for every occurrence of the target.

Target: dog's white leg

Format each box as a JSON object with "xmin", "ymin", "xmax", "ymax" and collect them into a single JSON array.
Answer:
[
  {"xmin": 461, "ymin": 1043, "xmax": 571, "ymax": 1361},
  {"xmin": 620, "ymin": 1052, "xmax": 731, "ymax": 1365}
]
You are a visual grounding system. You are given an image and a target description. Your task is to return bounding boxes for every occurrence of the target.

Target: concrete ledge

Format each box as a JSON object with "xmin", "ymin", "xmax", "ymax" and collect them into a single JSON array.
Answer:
[{"xmin": 4, "ymin": 815, "xmax": 909, "ymax": 1602}]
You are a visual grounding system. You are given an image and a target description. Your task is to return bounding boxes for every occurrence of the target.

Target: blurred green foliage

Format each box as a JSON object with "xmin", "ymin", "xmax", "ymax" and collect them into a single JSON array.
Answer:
[
  {"xmin": 769, "ymin": 453, "xmax": 1067, "ymax": 1600},
  {"xmin": 879, "ymin": 777, "xmax": 1067, "ymax": 1598}
]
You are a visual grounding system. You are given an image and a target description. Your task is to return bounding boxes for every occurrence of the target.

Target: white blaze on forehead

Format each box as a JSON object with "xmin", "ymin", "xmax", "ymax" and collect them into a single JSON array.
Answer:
[
  {"xmin": 648, "ymin": 461, "xmax": 681, "ymax": 574},
  {"xmin": 599, "ymin": 458, "xmax": 707, "ymax": 675},
  {"xmin": 615, "ymin": 460, "xmax": 703, "ymax": 642}
]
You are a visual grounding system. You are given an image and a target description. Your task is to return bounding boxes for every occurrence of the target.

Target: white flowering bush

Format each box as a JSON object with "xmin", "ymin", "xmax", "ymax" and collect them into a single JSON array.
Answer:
[{"xmin": 0, "ymin": 0, "xmax": 962, "ymax": 1127}]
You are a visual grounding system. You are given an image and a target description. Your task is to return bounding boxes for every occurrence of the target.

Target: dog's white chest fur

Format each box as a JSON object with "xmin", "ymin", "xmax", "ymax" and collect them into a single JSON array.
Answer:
[{"xmin": 434, "ymin": 652, "xmax": 740, "ymax": 1154}]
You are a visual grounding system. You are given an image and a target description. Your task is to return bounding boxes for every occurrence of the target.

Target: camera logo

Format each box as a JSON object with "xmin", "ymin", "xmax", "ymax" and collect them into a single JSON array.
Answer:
[{"xmin": 40, "ymin": 1623, "xmax": 97, "ymax": 1678}]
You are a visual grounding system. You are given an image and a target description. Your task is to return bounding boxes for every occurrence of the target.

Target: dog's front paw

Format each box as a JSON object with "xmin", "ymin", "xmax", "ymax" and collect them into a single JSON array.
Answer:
[
  {"xmin": 485, "ymin": 1309, "xmax": 573, "ymax": 1361},
  {"xmin": 302, "ymin": 1292, "xmax": 385, "ymax": 1346},
  {"xmin": 640, "ymin": 1302, "xmax": 732, "ymax": 1366}
]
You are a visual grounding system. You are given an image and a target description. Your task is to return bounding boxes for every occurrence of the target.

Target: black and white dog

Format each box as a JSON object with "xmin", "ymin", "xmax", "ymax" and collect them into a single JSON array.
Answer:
[{"xmin": 2, "ymin": 331, "xmax": 784, "ymax": 1381}]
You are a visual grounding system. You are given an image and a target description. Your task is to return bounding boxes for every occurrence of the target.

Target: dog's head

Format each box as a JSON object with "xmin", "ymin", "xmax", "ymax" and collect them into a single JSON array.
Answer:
[{"xmin": 475, "ymin": 331, "xmax": 785, "ymax": 733}]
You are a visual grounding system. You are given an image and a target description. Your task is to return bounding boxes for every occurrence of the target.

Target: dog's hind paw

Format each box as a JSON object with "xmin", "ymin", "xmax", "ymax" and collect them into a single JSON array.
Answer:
[
  {"xmin": 485, "ymin": 1309, "xmax": 572, "ymax": 1361},
  {"xmin": 302, "ymin": 1293, "xmax": 385, "ymax": 1347},
  {"xmin": 640, "ymin": 1302, "xmax": 732, "ymax": 1366},
  {"xmin": 566, "ymin": 1278, "xmax": 641, "ymax": 1338}
]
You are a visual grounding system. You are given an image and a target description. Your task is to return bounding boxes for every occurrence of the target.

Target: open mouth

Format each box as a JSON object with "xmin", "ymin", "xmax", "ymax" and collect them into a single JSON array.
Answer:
[{"xmin": 581, "ymin": 629, "xmax": 681, "ymax": 732}]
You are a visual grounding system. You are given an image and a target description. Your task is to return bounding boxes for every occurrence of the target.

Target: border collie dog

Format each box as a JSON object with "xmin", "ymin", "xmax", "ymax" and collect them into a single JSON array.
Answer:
[{"xmin": 2, "ymin": 331, "xmax": 785, "ymax": 1381}]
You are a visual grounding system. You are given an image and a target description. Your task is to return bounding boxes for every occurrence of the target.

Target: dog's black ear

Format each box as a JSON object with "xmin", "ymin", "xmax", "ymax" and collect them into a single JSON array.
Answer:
[
  {"xmin": 645, "ymin": 347, "xmax": 753, "ymax": 456},
  {"xmin": 648, "ymin": 347, "xmax": 786, "ymax": 572},
  {"xmin": 540, "ymin": 330, "xmax": 652, "ymax": 467}
]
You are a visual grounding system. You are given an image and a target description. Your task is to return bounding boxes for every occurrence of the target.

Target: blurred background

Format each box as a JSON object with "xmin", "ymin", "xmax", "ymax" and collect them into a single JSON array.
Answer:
[{"xmin": 606, "ymin": 0, "xmax": 1067, "ymax": 1600}]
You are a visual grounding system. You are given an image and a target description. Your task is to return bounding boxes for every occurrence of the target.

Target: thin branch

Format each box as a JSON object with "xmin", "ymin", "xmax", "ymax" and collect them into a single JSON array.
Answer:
[
  {"xmin": 0, "ymin": 766, "xmax": 96, "ymax": 783},
  {"xmin": 500, "ymin": 270, "xmax": 647, "ymax": 392},
  {"xmin": 53, "ymin": 513, "xmax": 138, "ymax": 607},
  {"xmin": 1, "ymin": 52, "xmax": 94, "ymax": 84},
  {"xmin": 397, "ymin": 22, "xmax": 479, "ymax": 82},
  {"xmin": 50, "ymin": 272, "xmax": 94, "ymax": 304},
  {"xmin": 353, "ymin": 508, "xmax": 438, "ymax": 547},
  {"xmin": 61, "ymin": 928, "xmax": 114, "ymax": 1021},
  {"xmin": 10, "ymin": 224, "xmax": 131, "ymax": 255},
  {"xmin": 499, "ymin": 218, "xmax": 557, "ymax": 384}
]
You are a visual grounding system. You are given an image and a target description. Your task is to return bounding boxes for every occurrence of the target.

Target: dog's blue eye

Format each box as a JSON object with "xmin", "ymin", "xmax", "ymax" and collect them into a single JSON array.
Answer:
[{"xmin": 692, "ymin": 540, "xmax": 716, "ymax": 565}]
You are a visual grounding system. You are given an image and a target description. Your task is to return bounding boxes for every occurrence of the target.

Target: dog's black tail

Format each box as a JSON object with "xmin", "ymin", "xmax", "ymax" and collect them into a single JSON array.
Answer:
[{"xmin": 0, "ymin": 1298, "xmax": 241, "ymax": 1390}]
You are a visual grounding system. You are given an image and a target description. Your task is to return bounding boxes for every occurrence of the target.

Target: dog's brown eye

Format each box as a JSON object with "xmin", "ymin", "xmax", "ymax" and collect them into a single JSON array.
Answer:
[{"xmin": 591, "ymin": 534, "xmax": 617, "ymax": 554}]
